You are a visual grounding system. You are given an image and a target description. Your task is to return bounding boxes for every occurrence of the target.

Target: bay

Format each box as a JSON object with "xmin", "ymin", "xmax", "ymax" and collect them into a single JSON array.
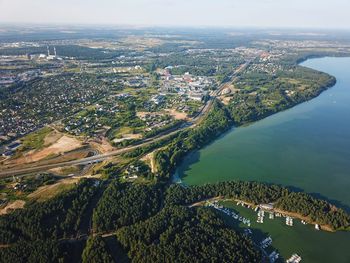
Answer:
[{"xmin": 177, "ymin": 57, "xmax": 350, "ymax": 262}]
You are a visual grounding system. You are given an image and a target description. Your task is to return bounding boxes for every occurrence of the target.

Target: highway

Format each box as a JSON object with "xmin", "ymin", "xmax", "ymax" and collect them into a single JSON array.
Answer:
[{"xmin": 0, "ymin": 59, "xmax": 253, "ymax": 178}]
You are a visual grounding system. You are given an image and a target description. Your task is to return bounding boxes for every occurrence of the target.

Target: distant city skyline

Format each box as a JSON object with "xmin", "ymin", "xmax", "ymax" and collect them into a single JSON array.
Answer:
[{"xmin": 0, "ymin": 0, "xmax": 349, "ymax": 29}]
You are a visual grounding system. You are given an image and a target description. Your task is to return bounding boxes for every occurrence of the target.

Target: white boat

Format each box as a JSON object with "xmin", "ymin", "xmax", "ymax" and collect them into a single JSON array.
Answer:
[
  {"xmin": 286, "ymin": 216, "xmax": 293, "ymax": 226},
  {"xmin": 286, "ymin": 253, "xmax": 302, "ymax": 263},
  {"xmin": 257, "ymin": 216, "xmax": 264, "ymax": 223}
]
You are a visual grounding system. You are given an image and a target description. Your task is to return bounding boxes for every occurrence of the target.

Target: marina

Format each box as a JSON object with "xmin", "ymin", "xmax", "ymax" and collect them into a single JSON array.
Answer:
[
  {"xmin": 178, "ymin": 57, "xmax": 350, "ymax": 262},
  {"xmin": 206, "ymin": 201, "xmax": 251, "ymax": 227},
  {"xmin": 206, "ymin": 198, "xmax": 328, "ymax": 232}
]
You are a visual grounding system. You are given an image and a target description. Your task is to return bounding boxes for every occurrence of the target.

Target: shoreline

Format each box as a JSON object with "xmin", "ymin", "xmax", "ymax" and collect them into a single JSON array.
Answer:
[
  {"xmin": 189, "ymin": 196, "xmax": 336, "ymax": 232},
  {"xmin": 174, "ymin": 57, "xmax": 338, "ymax": 184}
]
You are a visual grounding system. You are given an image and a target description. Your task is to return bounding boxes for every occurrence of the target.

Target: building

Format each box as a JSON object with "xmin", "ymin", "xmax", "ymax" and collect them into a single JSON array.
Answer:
[
  {"xmin": 151, "ymin": 94, "xmax": 165, "ymax": 105},
  {"xmin": 188, "ymin": 92, "xmax": 204, "ymax": 101},
  {"xmin": 259, "ymin": 203, "xmax": 274, "ymax": 210},
  {"xmin": 46, "ymin": 46, "xmax": 61, "ymax": 60}
]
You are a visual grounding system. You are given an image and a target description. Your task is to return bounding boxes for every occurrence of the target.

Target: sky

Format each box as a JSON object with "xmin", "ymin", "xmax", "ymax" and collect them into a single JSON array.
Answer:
[{"xmin": 0, "ymin": 0, "xmax": 349, "ymax": 29}]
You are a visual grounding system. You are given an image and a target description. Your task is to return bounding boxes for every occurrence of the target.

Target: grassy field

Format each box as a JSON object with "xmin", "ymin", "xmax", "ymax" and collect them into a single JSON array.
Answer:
[
  {"xmin": 27, "ymin": 178, "xmax": 78, "ymax": 202},
  {"xmin": 20, "ymin": 127, "xmax": 53, "ymax": 151}
]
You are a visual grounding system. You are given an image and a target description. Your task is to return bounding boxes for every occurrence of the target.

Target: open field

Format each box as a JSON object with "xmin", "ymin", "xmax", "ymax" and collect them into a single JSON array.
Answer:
[
  {"xmin": 165, "ymin": 109, "xmax": 188, "ymax": 120},
  {"xmin": 20, "ymin": 127, "xmax": 53, "ymax": 151},
  {"xmin": 49, "ymin": 165, "xmax": 83, "ymax": 176},
  {"xmin": 43, "ymin": 130, "xmax": 62, "ymax": 146},
  {"xmin": 27, "ymin": 177, "xmax": 79, "ymax": 202},
  {"xmin": 140, "ymin": 151, "xmax": 157, "ymax": 173},
  {"xmin": 0, "ymin": 200, "xmax": 26, "ymax": 215},
  {"xmin": 5, "ymin": 135, "xmax": 83, "ymax": 165}
]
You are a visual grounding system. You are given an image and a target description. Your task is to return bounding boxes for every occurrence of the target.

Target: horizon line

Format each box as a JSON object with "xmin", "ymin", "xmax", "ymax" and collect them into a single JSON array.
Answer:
[{"xmin": 0, "ymin": 22, "xmax": 350, "ymax": 32}]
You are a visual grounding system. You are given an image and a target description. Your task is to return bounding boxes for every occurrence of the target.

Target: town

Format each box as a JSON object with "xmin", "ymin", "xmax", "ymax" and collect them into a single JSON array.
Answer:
[{"xmin": 1, "ymin": 27, "xmax": 350, "ymax": 263}]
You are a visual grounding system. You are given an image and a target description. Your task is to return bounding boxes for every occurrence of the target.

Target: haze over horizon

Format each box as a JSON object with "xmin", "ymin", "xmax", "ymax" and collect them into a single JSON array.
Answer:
[{"xmin": 0, "ymin": 0, "xmax": 349, "ymax": 29}]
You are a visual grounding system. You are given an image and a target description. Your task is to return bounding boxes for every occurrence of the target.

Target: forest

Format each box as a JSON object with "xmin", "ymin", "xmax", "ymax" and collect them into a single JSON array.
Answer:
[
  {"xmin": 92, "ymin": 181, "xmax": 163, "ymax": 233},
  {"xmin": 227, "ymin": 63, "xmax": 336, "ymax": 125},
  {"xmin": 81, "ymin": 236, "xmax": 114, "ymax": 263},
  {"xmin": 1, "ymin": 177, "xmax": 349, "ymax": 262},
  {"xmin": 165, "ymin": 182, "xmax": 350, "ymax": 230},
  {"xmin": 116, "ymin": 205, "xmax": 261, "ymax": 263},
  {"xmin": 0, "ymin": 179, "xmax": 101, "ymax": 244},
  {"xmin": 1, "ymin": 42, "xmax": 350, "ymax": 262}
]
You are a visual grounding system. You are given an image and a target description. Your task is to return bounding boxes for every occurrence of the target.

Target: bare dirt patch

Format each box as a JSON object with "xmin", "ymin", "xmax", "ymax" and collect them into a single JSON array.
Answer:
[
  {"xmin": 49, "ymin": 165, "xmax": 82, "ymax": 176},
  {"xmin": 0, "ymin": 200, "xmax": 26, "ymax": 215},
  {"xmin": 113, "ymin": 133, "xmax": 142, "ymax": 143},
  {"xmin": 141, "ymin": 151, "xmax": 157, "ymax": 173},
  {"xmin": 124, "ymin": 133, "xmax": 142, "ymax": 140},
  {"xmin": 28, "ymin": 177, "xmax": 79, "ymax": 202},
  {"xmin": 8, "ymin": 136, "xmax": 82, "ymax": 165},
  {"xmin": 165, "ymin": 109, "xmax": 188, "ymax": 120},
  {"xmin": 43, "ymin": 130, "xmax": 63, "ymax": 146},
  {"xmin": 89, "ymin": 137, "xmax": 115, "ymax": 153},
  {"xmin": 137, "ymin": 111, "xmax": 169, "ymax": 118},
  {"xmin": 220, "ymin": 96, "xmax": 232, "ymax": 105},
  {"xmin": 136, "ymin": 111, "xmax": 165, "ymax": 118}
]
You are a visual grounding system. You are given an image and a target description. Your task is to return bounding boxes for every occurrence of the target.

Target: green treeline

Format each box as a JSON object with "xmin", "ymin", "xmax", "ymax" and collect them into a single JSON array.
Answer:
[
  {"xmin": 0, "ymin": 239, "xmax": 86, "ymax": 263},
  {"xmin": 276, "ymin": 192, "xmax": 350, "ymax": 230},
  {"xmin": 116, "ymin": 205, "xmax": 261, "ymax": 263},
  {"xmin": 0, "ymin": 240, "xmax": 60, "ymax": 263},
  {"xmin": 227, "ymin": 65, "xmax": 336, "ymax": 125},
  {"xmin": 164, "ymin": 182, "xmax": 350, "ymax": 230},
  {"xmin": 154, "ymin": 100, "xmax": 232, "ymax": 179},
  {"xmin": 0, "ymin": 179, "xmax": 100, "ymax": 243},
  {"xmin": 0, "ymin": 179, "xmax": 349, "ymax": 262},
  {"xmin": 0, "ymin": 54, "xmax": 349, "ymax": 262},
  {"xmin": 81, "ymin": 236, "xmax": 114, "ymax": 263},
  {"xmin": 92, "ymin": 181, "xmax": 163, "ymax": 232}
]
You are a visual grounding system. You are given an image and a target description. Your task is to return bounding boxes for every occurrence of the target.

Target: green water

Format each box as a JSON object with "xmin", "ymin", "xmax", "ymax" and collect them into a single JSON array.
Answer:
[
  {"xmin": 219, "ymin": 201, "xmax": 350, "ymax": 263},
  {"xmin": 177, "ymin": 57, "xmax": 350, "ymax": 262}
]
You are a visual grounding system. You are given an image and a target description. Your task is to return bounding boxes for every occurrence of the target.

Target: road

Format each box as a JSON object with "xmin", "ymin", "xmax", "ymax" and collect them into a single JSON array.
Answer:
[{"xmin": 0, "ymin": 59, "xmax": 253, "ymax": 177}]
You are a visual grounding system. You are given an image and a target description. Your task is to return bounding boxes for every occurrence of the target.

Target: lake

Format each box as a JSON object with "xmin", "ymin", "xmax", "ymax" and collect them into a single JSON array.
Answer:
[{"xmin": 176, "ymin": 57, "xmax": 350, "ymax": 262}]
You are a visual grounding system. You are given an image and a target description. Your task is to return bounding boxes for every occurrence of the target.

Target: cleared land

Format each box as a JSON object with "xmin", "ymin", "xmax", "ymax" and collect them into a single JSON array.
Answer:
[
  {"xmin": 165, "ymin": 109, "xmax": 188, "ymax": 120},
  {"xmin": 6, "ymin": 136, "xmax": 83, "ymax": 165},
  {"xmin": 0, "ymin": 200, "xmax": 26, "ymax": 215},
  {"xmin": 27, "ymin": 177, "xmax": 79, "ymax": 202}
]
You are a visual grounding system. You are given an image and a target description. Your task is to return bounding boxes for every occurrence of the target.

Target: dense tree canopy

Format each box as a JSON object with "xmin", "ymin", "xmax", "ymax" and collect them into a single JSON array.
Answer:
[
  {"xmin": 116, "ymin": 205, "xmax": 261, "ymax": 263},
  {"xmin": 82, "ymin": 236, "xmax": 114, "ymax": 263},
  {"xmin": 165, "ymin": 182, "xmax": 350, "ymax": 230},
  {"xmin": 0, "ymin": 179, "xmax": 100, "ymax": 243},
  {"xmin": 92, "ymin": 181, "xmax": 163, "ymax": 232}
]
